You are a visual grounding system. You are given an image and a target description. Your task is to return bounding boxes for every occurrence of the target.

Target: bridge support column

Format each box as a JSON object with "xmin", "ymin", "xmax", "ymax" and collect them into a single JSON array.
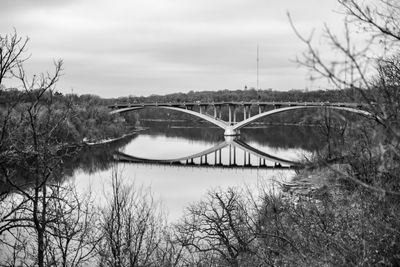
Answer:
[
  {"xmin": 258, "ymin": 105, "xmax": 264, "ymax": 114},
  {"xmin": 200, "ymin": 105, "xmax": 205, "ymax": 114},
  {"xmin": 228, "ymin": 105, "xmax": 232, "ymax": 124},
  {"xmin": 243, "ymin": 106, "xmax": 247, "ymax": 120},
  {"xmin": 233, "ymin": 147, "xmax": 236, "ymax": 165},
  {"xmin": 218, "ymin": 106, "xmax": 222, "ymax": 119},
  {"xmin": 219, "ymin": 149, "xmax": 222, "ymax": 165},
  {"xmin": 244, "ymin": 105, "xmax": 251, "ymax": 119},
  {"xmin": 204, "ymin": 154, "xmax": 208, "ymax": 165},
  {"xmin": 213, "ymin": 106, "xmax": 217, "ymax": 118},
  {"xmin": 224, "ymin": 127, "xmax": 239, "ymax": 136},
  {"xmin": 247, "ymin": 153, "xmax": 251, "ymax": 166},
  {"xmin": 233, "ymin": 106, "xmax": 237, "ymax": 123},
  {"xmin": 229, "ymin": 145, "xmax": 232, "ymax": 165}
]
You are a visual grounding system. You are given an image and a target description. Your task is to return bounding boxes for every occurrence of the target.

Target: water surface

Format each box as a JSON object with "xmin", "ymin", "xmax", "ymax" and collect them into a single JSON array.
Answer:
[{"xmin": 72, "ymin": 122, "xmax": 322, "ymax": 221}]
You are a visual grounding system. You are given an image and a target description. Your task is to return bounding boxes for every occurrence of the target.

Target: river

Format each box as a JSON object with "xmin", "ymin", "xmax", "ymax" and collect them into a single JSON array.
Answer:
[{"xmin": 69, "ymin": 122, "xmax": 323, "ymax": 222}]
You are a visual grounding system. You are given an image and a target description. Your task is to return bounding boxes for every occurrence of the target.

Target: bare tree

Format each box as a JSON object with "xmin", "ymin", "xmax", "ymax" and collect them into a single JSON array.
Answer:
[
  {"xmin": 288, "ymin": 0, "xmax": 400, "ymax": 195},
  {"xmin": 0, "ymin": 57, "xmax": 65, "ymax": 266},
  {"xmin": 275, "ymin": 1, "xmax": 400, "ymax": 265},
  {"xmin": 98, "ymin": 166, "xmax": 166, "ymax": 267},
  {"xmin": 175, "ymin": 188, "xmax": 256, "ymax": 267},
  {"xmin": 0, "ymin": 30, "xmax": 28, "ymax": 86},
  {"xmin": 152, "ymin": 227, "xmax": 185, "ymax": 267},
  {"xmin": 0, "ymin": 30, "xmax": 101, "ymax": 267},
  {"xmin": 44, "ymin": 182, "xmax": 101, "ymax": 267}
]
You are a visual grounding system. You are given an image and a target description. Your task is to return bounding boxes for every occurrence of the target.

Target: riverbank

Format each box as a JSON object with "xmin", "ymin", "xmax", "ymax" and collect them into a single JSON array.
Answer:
[
  {"xmin": 83, "ymin": 127, "xmax": 148, "ymax": 146},
  {"xmin": 281, "ymin": 165, "xmax": 345, "ymax": 199}
]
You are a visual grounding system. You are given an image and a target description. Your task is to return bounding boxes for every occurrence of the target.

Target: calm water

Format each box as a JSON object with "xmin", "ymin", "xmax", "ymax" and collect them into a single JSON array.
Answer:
[{"xmin": 71, "ymin": 122, "xmax": 323, "ymax": 221}]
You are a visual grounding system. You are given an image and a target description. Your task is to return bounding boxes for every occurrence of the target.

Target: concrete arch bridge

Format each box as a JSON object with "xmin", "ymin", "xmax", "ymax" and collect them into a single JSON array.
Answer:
[
  {"xmin": 114, "ymin": 136, "xmax": 301, "ymax": 169},
  {"xmin": 109, "ymin": 101, "xmax": 375, "ymax": 136}
]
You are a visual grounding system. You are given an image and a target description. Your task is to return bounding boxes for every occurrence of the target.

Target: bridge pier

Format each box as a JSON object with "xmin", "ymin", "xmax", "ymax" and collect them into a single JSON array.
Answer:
[
  {"xmin": 233, "ymin": 146, "xmax": 236, "ymax": 165},
  {"xmin": 229, "ymin": 145, "xmax": 232, "ymax": 165},
  {"xmin": 224, "ymin": 127, "xmax": 240, "ymax": 136},
  {"xmin": 228, "ymin": 106, "xmax": 232, "ymax": 124},
  {"xmin": 243, "ymin": 105, "xmax": 251, "ymax": 120},
  {"xmin": 199, "ymin": 105, "xmax": 207, "ymax": 114}
]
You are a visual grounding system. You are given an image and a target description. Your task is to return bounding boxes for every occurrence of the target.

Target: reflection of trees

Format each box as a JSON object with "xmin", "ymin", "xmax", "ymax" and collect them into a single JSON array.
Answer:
[
  {"xmin": 141, "ymin": 121, "xmax": 224, "ymax": 143},
  {"xmin": 142, "ymin": 121, "xmax": 323, "ymax": 151},
  {"xmin": 0, "ymin": 135, "xmax": 137, "ymax": 194},
  {"xmin": 62, "ymin": 135, "xmax": 137, "ymax": 176},
  {"xmin": 241, "ymin": 126, "xmax": 324, "ymax": 151}
]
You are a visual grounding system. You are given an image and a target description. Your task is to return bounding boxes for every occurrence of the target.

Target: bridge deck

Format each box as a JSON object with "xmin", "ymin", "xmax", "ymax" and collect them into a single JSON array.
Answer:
[{"xmin": 109, "ymin": 101, "xmax": 365, "ymax": 109}]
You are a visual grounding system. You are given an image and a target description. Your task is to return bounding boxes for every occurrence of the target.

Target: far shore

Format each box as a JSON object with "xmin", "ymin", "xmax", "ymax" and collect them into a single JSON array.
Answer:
[{"xmin": 83, "ymin": 127, "xmax": 147, "ymax": 146}]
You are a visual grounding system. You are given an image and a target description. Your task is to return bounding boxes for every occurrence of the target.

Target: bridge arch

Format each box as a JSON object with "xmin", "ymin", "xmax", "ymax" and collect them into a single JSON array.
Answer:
[
  {"xmin": 231, "ymin": 105, "xmax": 376, "ymax": 131},
  {"xmin": 110, "ymin": 106, "xmax": 229, "ymax": 130},
  {"xmin": 109, "ymin": 106, "xmax": 143, "ymax": 114}
]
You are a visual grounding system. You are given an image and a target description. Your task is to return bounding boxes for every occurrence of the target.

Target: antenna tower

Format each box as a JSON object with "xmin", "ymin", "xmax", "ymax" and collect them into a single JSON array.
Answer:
[{"xmin": 257, "ymin": 44, "xmax": 259, "ymax": 90}]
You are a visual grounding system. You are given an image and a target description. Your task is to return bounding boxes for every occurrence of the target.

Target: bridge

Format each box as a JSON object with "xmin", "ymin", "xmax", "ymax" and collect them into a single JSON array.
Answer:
[
  {"xmin": 108, "ymin": 101, "xmax": 375, "ymax": 136},
  {"xmin": 113, "ymin": 136, "xmax": 301, "ymax": 169}
]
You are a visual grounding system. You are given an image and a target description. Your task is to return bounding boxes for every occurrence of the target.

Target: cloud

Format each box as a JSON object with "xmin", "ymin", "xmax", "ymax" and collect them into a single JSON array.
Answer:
[{"xmin": 0, "ymin": 0, "xmax": 343, "ymax": 97}]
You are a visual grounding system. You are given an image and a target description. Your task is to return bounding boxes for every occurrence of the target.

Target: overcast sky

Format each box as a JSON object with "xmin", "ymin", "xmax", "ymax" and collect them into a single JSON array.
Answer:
[{"xmin": 1, "ymin": 0, "xmax": 345, "ymax": 97}]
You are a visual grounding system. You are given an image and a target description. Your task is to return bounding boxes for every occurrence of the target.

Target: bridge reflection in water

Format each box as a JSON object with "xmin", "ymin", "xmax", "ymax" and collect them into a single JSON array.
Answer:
[{"xmin": 113, "ymin": 136, "xmax": 302, "ymax": 169}]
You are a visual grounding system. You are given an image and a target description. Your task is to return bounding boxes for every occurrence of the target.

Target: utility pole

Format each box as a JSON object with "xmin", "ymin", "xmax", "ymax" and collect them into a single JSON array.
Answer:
[{"xmin": 257, "ymin": 44, "xmax": 259, "ymax": 90}]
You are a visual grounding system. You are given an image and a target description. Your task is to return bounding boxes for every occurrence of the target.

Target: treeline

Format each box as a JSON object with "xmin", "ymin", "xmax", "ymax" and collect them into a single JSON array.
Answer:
[
  {"xmin": 116, "ymin": 87, "xmax": 355, "ymax": 103},
  {"xmin": 0, "ymin": 89, "xmax": 133, "ymax": 144}
]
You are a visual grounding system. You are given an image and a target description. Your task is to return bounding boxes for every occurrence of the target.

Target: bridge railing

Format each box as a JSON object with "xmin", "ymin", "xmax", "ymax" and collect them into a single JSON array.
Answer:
[{"xmin": 108, "ymin": 101, "xmax": 367, "ymax": 109}]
